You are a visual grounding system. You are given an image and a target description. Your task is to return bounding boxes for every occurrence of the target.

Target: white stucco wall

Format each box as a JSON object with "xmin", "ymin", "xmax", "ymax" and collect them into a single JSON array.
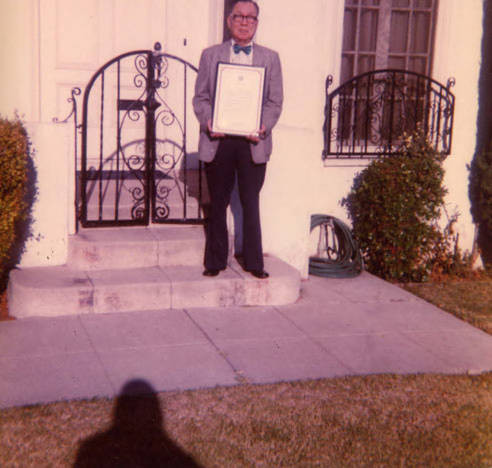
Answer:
[
  {"xmin": 433, "ymin": 0, "xmax": 483, "ymax": 252},
  {"xmin": 0, "ymin": 0, "xmax": 484, "ymax": 276},
  {"xmin": 0, "ymin": 0, "xmax": 39, "ymax": 122},
  {"xmin": 19, "ymin": 122, "xmax": 71, "ymax": 266},
  {"xmin": 258, "ymin": 0, "xmax": 348, "ymax": 277}
]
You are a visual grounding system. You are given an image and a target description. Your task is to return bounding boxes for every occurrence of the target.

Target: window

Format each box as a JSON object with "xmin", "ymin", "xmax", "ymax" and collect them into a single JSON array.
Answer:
[
  {"xmin": 341, "ymin": 0, "xmax": 438, "ymax": 83},
  {"xmin": 322, "ymin": 0, "xmax": 452, "ymax": 160}
]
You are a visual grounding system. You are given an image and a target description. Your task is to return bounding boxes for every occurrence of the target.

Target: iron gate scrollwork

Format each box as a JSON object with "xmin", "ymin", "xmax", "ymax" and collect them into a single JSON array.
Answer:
[
  {"xmin": 80, "ymin": 42, "xmax": 205, "ymax": 227},
  {"xmin": 322, "ymin": 69, "xmax": 455, "ymax": 159}
]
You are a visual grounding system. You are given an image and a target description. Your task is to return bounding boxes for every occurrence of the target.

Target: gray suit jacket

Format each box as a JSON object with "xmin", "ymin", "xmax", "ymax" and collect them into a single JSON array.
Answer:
[{"xmin": 192, "ymin": 41, "xmax": 283, "ymax": 164}]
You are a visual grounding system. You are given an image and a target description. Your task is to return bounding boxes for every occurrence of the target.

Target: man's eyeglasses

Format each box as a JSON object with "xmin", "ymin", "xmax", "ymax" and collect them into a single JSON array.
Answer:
[{"xmin": 231, "ymin": 14, "xmax": 258, "ymax": 24}]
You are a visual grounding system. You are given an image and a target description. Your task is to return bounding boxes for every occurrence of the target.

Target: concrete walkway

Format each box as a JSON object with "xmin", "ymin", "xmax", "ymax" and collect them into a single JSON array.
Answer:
[{"xmin": 1, "ymin": 272, "xmax": 491, "ymax": 409}]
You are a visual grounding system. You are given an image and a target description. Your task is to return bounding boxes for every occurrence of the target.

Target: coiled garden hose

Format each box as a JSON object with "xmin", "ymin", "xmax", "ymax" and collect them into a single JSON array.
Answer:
[{"xmin": 309, "ymin": 214, "xmax": 363, "ymax": 278}]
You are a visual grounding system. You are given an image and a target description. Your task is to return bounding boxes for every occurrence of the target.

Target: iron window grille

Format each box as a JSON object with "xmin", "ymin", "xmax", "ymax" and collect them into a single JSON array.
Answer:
[{"xmin": 322, "ymin": 69, "xmax": 455, "ymax": 159}]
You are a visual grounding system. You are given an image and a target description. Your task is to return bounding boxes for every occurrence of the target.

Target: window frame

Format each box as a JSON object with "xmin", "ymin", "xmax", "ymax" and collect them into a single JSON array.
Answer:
[{"xmin": 341, "ymin": 0, "xmax": 439, "ymax": 83}]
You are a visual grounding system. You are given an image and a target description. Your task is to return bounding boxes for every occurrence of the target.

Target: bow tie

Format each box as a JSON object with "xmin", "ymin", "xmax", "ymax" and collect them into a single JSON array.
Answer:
[{"xmin": 233, "ymin": 44, "xmax": 252, "ymax": 55}]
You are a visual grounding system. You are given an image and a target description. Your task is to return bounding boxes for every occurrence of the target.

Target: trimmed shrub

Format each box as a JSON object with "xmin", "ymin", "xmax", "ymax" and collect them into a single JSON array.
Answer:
[
  {"xmin": 342, "ymin": 130, "xmax": 468, "ymax": 282},
  {"xmin": 469, "ymin": 0, "xmax": 492, "ymax": 267},
  {"xmin": 0, "ymin": 116, "xmax": 35, "ymax": 290},
  {"xmin": 469, "ymin": 139, "xmax": 492, "ymax": 267}
]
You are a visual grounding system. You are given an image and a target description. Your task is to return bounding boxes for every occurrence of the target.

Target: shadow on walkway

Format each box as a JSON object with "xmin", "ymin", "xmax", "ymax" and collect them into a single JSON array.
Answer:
[{"xmin": 74, "ymin": 379, "xmax": 202, "ymax": 468}]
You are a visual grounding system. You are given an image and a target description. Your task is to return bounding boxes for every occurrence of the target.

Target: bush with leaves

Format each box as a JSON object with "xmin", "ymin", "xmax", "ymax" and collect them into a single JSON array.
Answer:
[
  {"xmin": 342, "ymin": 130, "xmax": 468, "ymax": 282},
  {"xmin": 468, "ymin": 0, "xmax": 492, "ymax": 267},
  {"xmin": 469, "ymin": 139, "xmax": 492, "ymax": 267},
  {"xmin": 0, "ymin": 116, "xmax": 34, "ymax": 290}
]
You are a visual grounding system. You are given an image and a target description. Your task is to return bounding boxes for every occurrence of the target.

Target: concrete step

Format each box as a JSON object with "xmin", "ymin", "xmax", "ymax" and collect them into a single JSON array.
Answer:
[
  {"xmin": 8, "ymin": 256, "xmax": 301, "ymax": 318},
  {"xmin": 68, "ymin": 225, "xmax": 205, "ymax": 270}
]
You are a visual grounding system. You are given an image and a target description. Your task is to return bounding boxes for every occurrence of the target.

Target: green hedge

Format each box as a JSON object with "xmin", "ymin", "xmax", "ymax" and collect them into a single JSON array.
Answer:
[
  {"xmin": 0, "ymin": 116, "xmax": 35, "ymax": 290},
  {"xmin": 469, "ymin": 0, "xmax": 492, "ymax": 267},
  {"xmin": 469, "ymin": 140, "xmax": 492, "ymax": 266},
  {"xmin": 342, "ymin": 130, "xmax": 467, "ymax": 282}
]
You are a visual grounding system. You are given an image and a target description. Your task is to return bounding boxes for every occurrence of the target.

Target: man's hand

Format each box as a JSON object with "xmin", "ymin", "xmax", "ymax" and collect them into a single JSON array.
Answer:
[
  {"xmin": 207, "ymin": 120, "xmax": 225, "ymax": 139},
  {"xmin": 246, "ymin": 124, "xmax": 266, "ymax": 143}
]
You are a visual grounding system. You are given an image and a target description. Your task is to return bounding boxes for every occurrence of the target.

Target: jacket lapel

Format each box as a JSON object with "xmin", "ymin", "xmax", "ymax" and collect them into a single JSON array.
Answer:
[
  {"xmin": 252, "ymin": 43, "xmax": 264, "ymax": 67},
  {"xmin": 219, "ymin": 41, "xmax": 231, "ymax": 63}
]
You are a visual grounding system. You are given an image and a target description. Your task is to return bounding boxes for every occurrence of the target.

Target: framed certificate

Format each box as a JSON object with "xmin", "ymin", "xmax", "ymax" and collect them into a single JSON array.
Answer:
[{"xmin": 211, "ymin": 62, "xmax": 265, "ymax": 137}]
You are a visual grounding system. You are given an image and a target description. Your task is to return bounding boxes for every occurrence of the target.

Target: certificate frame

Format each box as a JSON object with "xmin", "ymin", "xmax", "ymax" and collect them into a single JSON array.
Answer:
[{"xmin": 211, "ymin": 62, "xmax": 265, "ymax": 137}]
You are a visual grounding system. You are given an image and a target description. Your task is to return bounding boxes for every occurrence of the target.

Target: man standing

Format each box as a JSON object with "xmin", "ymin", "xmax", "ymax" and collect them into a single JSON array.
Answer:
[{"xmin": 193, "ymin": 0, "xmax": 283, "ymax": 278}]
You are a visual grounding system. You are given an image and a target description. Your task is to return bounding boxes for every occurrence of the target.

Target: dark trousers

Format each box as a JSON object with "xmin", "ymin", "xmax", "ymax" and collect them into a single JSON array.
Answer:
[{"xmin": 204, "ymin": 137, "xmax": 266, "ymax": 271}]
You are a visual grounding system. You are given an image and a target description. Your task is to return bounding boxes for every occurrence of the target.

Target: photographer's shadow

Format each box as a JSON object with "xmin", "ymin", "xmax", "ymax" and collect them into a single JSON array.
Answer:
[{"xmin": 74, "ymin": 379, "xmax": 202, "ymax": 468}]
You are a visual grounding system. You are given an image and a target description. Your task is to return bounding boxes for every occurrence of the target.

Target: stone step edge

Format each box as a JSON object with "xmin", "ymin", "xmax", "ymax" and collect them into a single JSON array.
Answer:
[
  {"xmin": 68, "ymin": 225, "xmax": 206, "ymax": 270},
  {"xmin": 8, "ymin": 256, "xmax": 301, "ymax": 318},
  {"xmin": 69, "ymin": 225, "xmax": 206, "ymax": 245}
]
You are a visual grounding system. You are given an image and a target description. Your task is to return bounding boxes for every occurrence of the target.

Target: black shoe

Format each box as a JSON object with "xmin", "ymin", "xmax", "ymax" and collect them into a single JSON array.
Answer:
[
  {"xmin": 203, "ymin": 269, "xmax": 220, "ymax": 277},
  {"xmin": 249, "ymin": 270, "xmax": 269, "ymax": 279}
]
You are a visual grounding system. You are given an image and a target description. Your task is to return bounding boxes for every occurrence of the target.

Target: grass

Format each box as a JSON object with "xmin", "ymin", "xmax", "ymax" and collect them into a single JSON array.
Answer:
[
  {"xmin": 1, "ymin": 374, "xmax": 491, "ymax": 467},
  {"xmin": 1, "ymin": 274, "xmax": 491, "ymax": 466},
  {"xmin": 402, "ymin": 275, "xmax": 492, "ymax": 334}
]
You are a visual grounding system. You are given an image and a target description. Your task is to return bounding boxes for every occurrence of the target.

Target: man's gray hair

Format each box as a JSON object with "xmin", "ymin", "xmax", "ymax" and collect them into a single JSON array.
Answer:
[{"xmin": 231, "ymin": 0, "xmax": 260, "ymax": 16}]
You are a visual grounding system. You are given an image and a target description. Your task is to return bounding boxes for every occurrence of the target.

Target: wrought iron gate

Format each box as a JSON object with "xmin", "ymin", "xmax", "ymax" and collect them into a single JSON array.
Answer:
[{"xmin": 79, "ymin": 43, "xmax": 204, "ymax": 227}]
